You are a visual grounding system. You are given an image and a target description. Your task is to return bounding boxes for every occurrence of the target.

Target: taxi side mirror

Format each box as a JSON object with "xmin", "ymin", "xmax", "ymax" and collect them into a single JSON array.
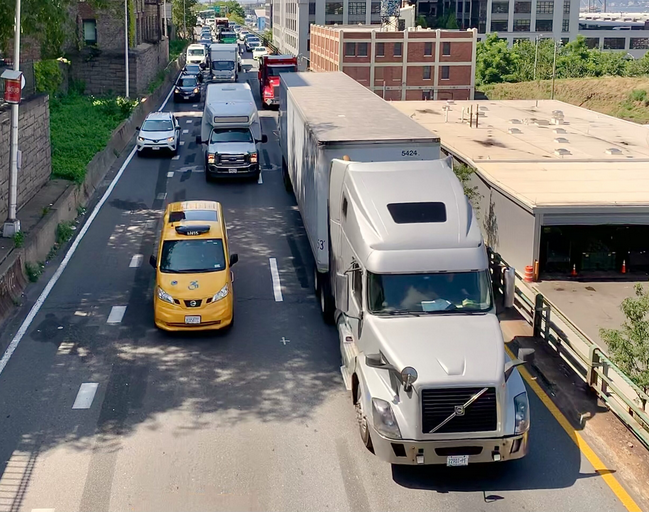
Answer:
[
  {"xmin": 229, "ymin": 253, "xmax": 239, "ymax": 266},
  {"xmin": 149, "ymin": 255, "xmax": 157, "ymax": 269}
]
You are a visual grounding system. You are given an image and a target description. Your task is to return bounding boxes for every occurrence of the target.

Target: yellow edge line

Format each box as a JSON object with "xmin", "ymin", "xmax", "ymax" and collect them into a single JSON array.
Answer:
[{"xmin": 505, "ymin": 346, "xmax": 641, "ymax": 512}]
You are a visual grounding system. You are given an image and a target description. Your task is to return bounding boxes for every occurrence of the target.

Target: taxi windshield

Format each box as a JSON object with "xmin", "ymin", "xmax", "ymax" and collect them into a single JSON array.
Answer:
[{"xmin": 160, "ymin": 239, "xmax": 226, "ymax": 273}]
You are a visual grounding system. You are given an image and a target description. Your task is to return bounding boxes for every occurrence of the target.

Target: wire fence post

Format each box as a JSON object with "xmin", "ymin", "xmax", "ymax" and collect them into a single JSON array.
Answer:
[{"xmin": 533, "ymin": 294, "xmax": 544, "ymax": 338}]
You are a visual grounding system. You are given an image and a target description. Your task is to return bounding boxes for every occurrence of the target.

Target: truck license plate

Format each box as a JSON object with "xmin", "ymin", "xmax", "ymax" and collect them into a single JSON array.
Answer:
[
  {"xmin": 228, "ymin": 168, "xmax": 238, "ymax": 173},
  {"xmin": 447, "ymin": 455, "xmax": 469, "ymax": 467},
  {"xmin": 185, "ymin": 315, "xmax": 201, "ymax": 324}
]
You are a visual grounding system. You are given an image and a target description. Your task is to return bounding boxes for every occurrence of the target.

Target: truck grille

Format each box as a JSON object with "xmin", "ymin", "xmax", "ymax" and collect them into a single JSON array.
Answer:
[
  {"xmin": 421, "ymin": 387, "xmax": 497, "ymax": 434},
  {"xmin": 219, "ymin": 154, "xmax": 247, "ymax": 165}
]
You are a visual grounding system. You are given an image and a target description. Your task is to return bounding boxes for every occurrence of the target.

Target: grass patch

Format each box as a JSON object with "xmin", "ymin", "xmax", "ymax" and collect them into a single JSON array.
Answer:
[
  {"xmin": 479, "ymin": 76, "xmax": 649, "ymax": 124},
  {"xmin": 12, "ymin": 231, "xmax": 24, "ymax": 248},
  {"xmin": 56, "ymin": 221, "xmax": 75, "ymax": 245},
  {"xmin": 25, "ymin": 262, "xmax": 44, "ymax": 282},
  {"xmin": 170, "ymin": 39, "xmax": 190, "ymax": 62},
  {"xmin": 50, "ymin": 93, "xmax": 138, "ymax": 182}
]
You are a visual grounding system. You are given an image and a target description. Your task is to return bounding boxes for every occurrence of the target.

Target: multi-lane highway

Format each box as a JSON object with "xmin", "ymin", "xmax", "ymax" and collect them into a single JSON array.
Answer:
[{"xmin": 0, "ymin": 49, "xmax": 638, "ymax": 511}]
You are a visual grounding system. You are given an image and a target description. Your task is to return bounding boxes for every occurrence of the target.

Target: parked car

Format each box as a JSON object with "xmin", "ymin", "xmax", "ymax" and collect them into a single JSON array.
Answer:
[
  {"xmin": 182, "ymin": 63, "xmax": 204, "ymax": 83},
  {"xmin": 252, "ymin": 46, "xmax": 268, "ymax": 61},
  {"xmin": 174, "ymin": 75, "xmax": 201, "ymax": 102},
  {"xmin": 136, "ymin": 112, "xmax": 180, "ymax": 156}
]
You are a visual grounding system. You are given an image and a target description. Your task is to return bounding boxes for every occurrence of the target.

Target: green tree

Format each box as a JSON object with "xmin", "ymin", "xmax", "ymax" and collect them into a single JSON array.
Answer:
[
  {"xmin": 416, "ymin": 15, "xmax": 428, "ymax": 28},
  {"xmin": 445, "ymin": 11, "xmax": 458, "ymax": 29},
  {"xmin": 600, "ymin": 284, "xmax": 649, "ymax": 395},
  {"xmin": 223, "ymin": 0, "xmax": 245, "ymax": 20},
  {"xmin": 557, "ymin": 36, "xmax": 592, "ymax": 78},
  {"xmin": 476, "ymin": 33, "xmax": 517, "ymax": 85},
  {"xmin": 172, "ymin": 0, "xmax": 197, "ymax": 39}
]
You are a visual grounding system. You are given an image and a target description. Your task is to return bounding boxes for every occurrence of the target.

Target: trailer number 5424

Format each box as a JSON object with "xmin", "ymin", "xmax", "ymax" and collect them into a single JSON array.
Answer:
[{"xmin": 402, "ymin": 150, "xmax": 418, "ymax": 156}]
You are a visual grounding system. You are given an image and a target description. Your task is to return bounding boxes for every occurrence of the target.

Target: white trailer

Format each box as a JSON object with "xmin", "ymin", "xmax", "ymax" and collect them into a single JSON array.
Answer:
[{"xmin": 278, "ymin": 72, "xmax": 441, "ymax": 278}]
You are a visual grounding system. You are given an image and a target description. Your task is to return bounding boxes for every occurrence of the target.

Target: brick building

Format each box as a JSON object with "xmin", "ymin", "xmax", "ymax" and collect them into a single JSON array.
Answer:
[
  {"xmin": 66, "ymin": 0, "xmax": 169, "ymax": 97},
  {"xmin": 310, "ymin": 25, "xmax": 476, "ymax": 101}
]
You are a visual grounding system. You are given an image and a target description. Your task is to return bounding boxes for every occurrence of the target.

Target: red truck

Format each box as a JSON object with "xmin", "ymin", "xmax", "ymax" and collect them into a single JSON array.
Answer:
[{"xmin": 258, "ymin": 55, "xmax": 297, "ymax": 109}]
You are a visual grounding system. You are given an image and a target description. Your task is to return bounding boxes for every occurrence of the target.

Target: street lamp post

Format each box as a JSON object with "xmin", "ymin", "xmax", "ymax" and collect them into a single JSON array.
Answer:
[
  {"xmin": 551, "ymin": 39, "xmax": 560, "ymax": 100},
  {"xmin": 533, "ymin": 34, "xmax": 542, "ymax": 81},
  {"xmin": 2, "ymin": 0, "xmax": 22, "ymax": 237},
  {"xmin": 125, "ymin": 0, "xmax": 130, "ymax": 98}
]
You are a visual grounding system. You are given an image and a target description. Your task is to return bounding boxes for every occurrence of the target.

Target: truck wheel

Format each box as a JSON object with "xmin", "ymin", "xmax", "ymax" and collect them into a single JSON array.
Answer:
[
  {"xmin": 318, "ymin": 270, "xmax": 335, "ymax": 325},
  {"xmin": 355, "ymin": 386, "xmax": 374, "ymax": 452}
]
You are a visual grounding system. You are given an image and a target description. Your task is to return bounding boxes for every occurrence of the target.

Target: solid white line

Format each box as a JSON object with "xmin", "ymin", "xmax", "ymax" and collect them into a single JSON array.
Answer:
[
  {"xmin": 129, "ymin": 254, "xmax": 143, "ymax": 267},
  {"xmin": 167, "ymin": 171, "xmax": 174, "ymax": 178},
  {"xmin": 107, "ymin": 306, "xmax": 127, "ymax": 324},
  {"xmin": 269, "ymin": 258, "xmax": 283, "ymax": 302},
  {"xmin": 257, "ymin": 172, "xmax": 263, "ymax": 184},
  {"xmin": 72, "ymin": 383, "xmax": 99, "ymax": 410},
  {"xmin": 0, "ymin": 77, "xmax": 178, "ymax": 378}
]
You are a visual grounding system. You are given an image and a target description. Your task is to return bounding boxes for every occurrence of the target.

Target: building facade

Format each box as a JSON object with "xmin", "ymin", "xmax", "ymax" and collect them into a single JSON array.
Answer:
[
  {"xmin": 310, "ymin": 25, "xmax": 476, "ymax": 100},
  {"xmin": 271, "ymin": 0, "xmax": 384, "ymax": 68},
  {"xmin": 578, "ymin": 13, "xmax": 649, "ymax": 58}
]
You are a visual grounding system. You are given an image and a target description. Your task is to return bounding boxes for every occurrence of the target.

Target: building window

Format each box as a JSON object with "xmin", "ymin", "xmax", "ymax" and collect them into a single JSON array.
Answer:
[
  {"xmin": 536, "ymin": 19, "xmax": 553, "ymax": 31},
  {"xmin": 514, "ymin": 19, "xmax": 531, "ymax": 31},
  {"xmin": 326, "ymin": 2, "xmax": 343, "ymax": 14},
  {"xmin": 562, "ymin": 19, "xmax": 569, "ymax": 32},
  {"xmin": 83, "ymin": 19, "xmax": 97, "ymax": 44},
  {"xmin": 631, "ymin": 38, "xmax": 649, "ymax": 49},
  {"xmin": 393, "ymin": 42, "xmax": 402, "ymax": 56},
  {"xmin": 441, "ymin": 66, "xmax": 450, "ymax": 79},
  {"xmin": 345, "ymin": 42, "xmax": 355, "ymax": 56},
  {"xmin": 491, "ymin": 2, "xmax": 509, "ymax": 13},
  {"xmin": 349, "ymin": 1, "xmax": 366, "ymax": 14},
  {"xmin": 491, "ymin": 20, "xmax": 508, "ymax": 31},
  {"xmin": 357, "ymin": 42, "xmax": 368, "ymax": 56},
  {"xmin": 309, "ymin": 2, "xmax": 316, "ymax": 14},
  {"xmin": 424, "ymin": 41, "xmax": 432, "ymax": 56},
  {"xmin": 603, "ymin": 37, "xmax": 625, "ymax": 49},
  {"xmin": 375, "ymin": 66, "xmax": 384, "ymax": 80},
  {"xmin": 376, "ymin": 42, "xmax": 384, "ymax": 56},
  {"xmin": 563, "ymin": 0, "xmax": 570, "ymax": 13},
  {"xmin": 585, "ymin": 37, "xmax": 599, "ymax": 49},
  {"xmin": 371, "ymin": 1, "xmax": 381, "ymax": 13},
  {"xmin": 514, "ymin": 1, "xmax": 531, "ymax": 13},
  {"xmin": 422, "ymin": 90, "xmax": 432, "ymax": 100},
  {"xmin": 423, "ymin": 66, "xmax": 431, "ymax": 79},
  {"xmin": 536, "ymin": 1, "xmax": 553, "ymax": 13},
  {"xmin": 442, "ymin": 42, "xmax": 450, "ymax": 55}
]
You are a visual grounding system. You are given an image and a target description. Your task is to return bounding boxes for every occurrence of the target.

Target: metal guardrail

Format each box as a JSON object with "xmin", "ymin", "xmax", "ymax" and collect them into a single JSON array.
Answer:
[{"xmin": 489, "ymin": 249, "xmax": 649, "ymax": 449}]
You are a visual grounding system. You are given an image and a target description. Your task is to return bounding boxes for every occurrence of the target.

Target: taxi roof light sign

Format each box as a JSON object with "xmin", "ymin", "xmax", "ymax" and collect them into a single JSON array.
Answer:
[{"xmin": 175, "ymin": 225, "xmax": 211, "ymax": 236}]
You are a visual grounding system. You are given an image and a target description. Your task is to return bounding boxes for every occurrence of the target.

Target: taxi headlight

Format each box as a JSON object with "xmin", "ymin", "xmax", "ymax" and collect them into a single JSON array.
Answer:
[
  {"xmin": 157, "ymin": 287, "xmax": 175, "ymax": 305},
  {"xmin": 212, "ymin": 284, "xmax": 229, "ymax": 302}
]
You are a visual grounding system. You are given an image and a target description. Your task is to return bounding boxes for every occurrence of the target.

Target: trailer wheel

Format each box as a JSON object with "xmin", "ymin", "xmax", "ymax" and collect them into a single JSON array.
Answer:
[{"xmin": 355, "ymin": 384, "xmax": 374, "ymax": 452}]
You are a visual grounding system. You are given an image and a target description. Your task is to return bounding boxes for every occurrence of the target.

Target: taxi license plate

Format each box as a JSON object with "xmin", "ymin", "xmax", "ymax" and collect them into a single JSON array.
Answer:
[
  {"xmin": 447, "ymin": 455, "xmax": 469, "ymax": 467},
  {"xmin": 185, "ymin": 315, "xmax": 201, "ymax": 324},
  {"xmin": 228, "ymin": 168, "xmax": 238, "ymax": 173}
]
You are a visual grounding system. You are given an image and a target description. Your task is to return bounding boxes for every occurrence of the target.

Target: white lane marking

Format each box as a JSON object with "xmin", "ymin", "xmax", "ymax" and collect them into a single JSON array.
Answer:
[
  {"xmin": 57, "ymin": 342, "xmax": 74, "ymax": 355},
  {"xmin": 129, "ymin": 254, "xmax": 143, "ymax": 267},
  {"xmin": 107, "ymin": 306, "xmax": 127, "ymax": 324},
  {"xmin": 172, "ymin": 155, "xmax": 180, "ymax": 160},
  {"xmin": 0, "ymin": 75, "xmax": 177, "ymax": 378},
  {"xmin": 156, "ymin": 192, "xmax": 167, "ymax": 200},
  {"xmin": 182, "ymin": 129, "xmax": 189, "ymax": 134},
  {"xmin": 192, "ymin": 104, "xmax": 198, "ymax": 107},
  {"xmin": 167, "ymin": 171, "xmax": 174, "ymax": 178},
  {"xmin": 72, "ymin": 383, "xmax": 99, "ymax": 410},
  {"xmin": 281, "ymin": 337, "xmax": 289, "ymax": 346},
  {"xmin": 186, "ymin": 119, "xmax": 192, "ymax": 123},
  {"xmin": 269, "ymin": 258, "xmax": 283, "ymax": 302},
  {"xmin": 180, "ymin": 141, "xmax": 185, "ymax": 146},
  {"xmin": 257, "ymin": 172, "xmax": 263, "ymax": 184}
]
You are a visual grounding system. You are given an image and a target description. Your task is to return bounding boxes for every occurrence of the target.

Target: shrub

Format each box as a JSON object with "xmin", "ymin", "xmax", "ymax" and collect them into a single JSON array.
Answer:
[
  {"xmin": 629, "ymin": 89, "xmax": 647, "ymax": 102},
  {"xmin": 25, "ymin": 262, "xmax": 43, "ymax": 282},
  {"xmin": 12, "ymin": 231, "xmax": 24, "ymax": 248},
  {"xmin": 34, "ymin": 59, "xmax": 63, "ymax": 95},
  {"xmin": 56, "ymin": 222, "xmax": 74, "ymax": 244}
]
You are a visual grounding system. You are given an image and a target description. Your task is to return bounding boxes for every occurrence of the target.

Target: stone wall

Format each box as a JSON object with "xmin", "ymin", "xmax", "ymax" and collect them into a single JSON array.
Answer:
[
  {"xmin": 68, "ymin": 38, "xmax": 169, "ymax": 97},
  {"xmin": 0, "ymin": 96, "xmax": 52, "ymax": 221}
]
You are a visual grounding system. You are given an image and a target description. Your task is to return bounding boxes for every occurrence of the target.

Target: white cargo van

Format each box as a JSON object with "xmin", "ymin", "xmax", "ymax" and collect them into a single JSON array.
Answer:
[{"xmin": 209, "ymin": 43, "xmax": 239, "ymax": 81}]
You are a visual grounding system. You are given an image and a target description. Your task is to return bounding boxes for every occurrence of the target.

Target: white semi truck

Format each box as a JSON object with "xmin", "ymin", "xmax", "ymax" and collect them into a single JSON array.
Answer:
[{"xmin": 278, "ymin": 72, "xmax": 533, "ymax": 466}]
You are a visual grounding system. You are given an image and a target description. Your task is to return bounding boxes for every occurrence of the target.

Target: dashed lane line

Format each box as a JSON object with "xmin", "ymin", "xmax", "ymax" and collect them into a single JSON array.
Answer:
[
  {"xmin": 72, "ymin": 383, "xmax": 99, "ymax": 410},
  {"xmin": 106, "ymin": 306, "xmax": 127, "ymax": 325},
  {"xmin": 129, "ymin": 254, "xmax": 143, "ymax": 267},
  {"xmin": 269, "ymin": 258, "xmax": 283, "ymax": 302}
]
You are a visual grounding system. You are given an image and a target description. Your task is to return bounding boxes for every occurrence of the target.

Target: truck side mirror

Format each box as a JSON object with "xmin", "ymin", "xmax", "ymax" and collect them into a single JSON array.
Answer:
[
  {"xmin": 504, "ymin": 348, "xmax": 535, "ymax": 381},
  {"xmin": 365, "ymin": 353, "xmax": 397, "ymax": 373},
  {"xmin": 195, "ymin": 135, "xmax": 204, "ymax": 145},
  {"xmin": 260, "ymin": 134, "xmax": 268, "ymax": 144},
  {"xmin": 149, "ymin": 255, "xmax": 157, "ymax": 269}
]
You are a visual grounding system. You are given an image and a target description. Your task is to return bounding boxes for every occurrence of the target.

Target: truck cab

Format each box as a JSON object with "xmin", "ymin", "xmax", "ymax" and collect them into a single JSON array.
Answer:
[
  {"xmin": 258, "ymin": 55, "xmax": 297, "ymax": 109},
  {"xmin": 209, "ymin": 43, "xmax": 238, "ymax": 82},
  {"xmin": 197, "ymin": 83, "xmax": 268, "ymax": 181},
  {"xmin": 186, "ymin": 44, "xmax": 208, "ymax": 66},
  {"xmin": 328, "ymin": 159, "xmax": 532, "ymax": 466}
]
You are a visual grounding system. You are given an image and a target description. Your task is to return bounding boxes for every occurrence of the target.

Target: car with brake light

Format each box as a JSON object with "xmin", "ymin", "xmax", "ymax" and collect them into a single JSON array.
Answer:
[
  {"xmin": 150, "ymin": 201, "xmax": 238, "ymax": 332},
  {"xmin": 136, "ymin": 112, "xmax": 180, "ymax": 155}
]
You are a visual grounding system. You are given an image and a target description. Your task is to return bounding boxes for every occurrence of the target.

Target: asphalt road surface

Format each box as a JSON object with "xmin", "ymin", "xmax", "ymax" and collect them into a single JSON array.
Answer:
[{"xmin": 0, "ymin": 50, "xmax": 633, "ymax": 512}]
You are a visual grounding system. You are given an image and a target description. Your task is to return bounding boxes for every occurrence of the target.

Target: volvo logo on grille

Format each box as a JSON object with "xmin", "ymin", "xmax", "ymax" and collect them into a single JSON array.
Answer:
[
  {"xmin": 454, "ymin": 405, "xmax": 465, "ymax": 416},
  {"xmin": 189, "ymin": 300, "xmax": 197, "ymax": 307}
]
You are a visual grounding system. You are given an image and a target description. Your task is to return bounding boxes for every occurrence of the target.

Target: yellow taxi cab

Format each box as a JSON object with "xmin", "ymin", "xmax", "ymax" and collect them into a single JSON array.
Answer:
[{"xmin": 149, "ymin": 200, "xmax": 238, "ymax": 331}]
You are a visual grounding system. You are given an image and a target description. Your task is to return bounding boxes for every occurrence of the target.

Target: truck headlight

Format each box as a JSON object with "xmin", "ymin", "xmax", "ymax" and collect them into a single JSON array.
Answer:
[
  {"xmin": 250, "ymin": 152, "xmax": 258, "ymax": 163},
  {"xmin": 207, "ymin": 153, "xmax": 215, "ymax": 164},
  {"xmin": 157, "ymin": 287, "xmax": 175, "ymax": 305},
  {"xmin": 372, "ymin": 398, "xmax": 401, "ymax": 439},
  {"xmin": 514, "ymin": 392, "xmax": 530, "ymax": 434},
  {"xmin": 212, "ymin": 284, "xmax": 229, "ymax": 302}
]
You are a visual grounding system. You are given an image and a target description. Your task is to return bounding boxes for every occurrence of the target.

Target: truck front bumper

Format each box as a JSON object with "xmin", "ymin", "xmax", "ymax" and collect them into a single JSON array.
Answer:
[
  {"xmin": 370, "ymin": 425, "xmax": 529, "ymax": 465},
  {"xmin": 207, "ymin": 163, "xmax": 259, "ymax": 178}
]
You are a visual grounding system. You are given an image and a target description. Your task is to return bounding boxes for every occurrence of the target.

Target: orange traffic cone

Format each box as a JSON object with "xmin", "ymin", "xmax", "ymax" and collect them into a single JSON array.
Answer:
[
  {"xmin": 621, "ymin": 260, "xmax": 627, "ymax": 274},
  {"xmin": 571, "ymin": 264, "xmax": 578, "ymax": 277}
]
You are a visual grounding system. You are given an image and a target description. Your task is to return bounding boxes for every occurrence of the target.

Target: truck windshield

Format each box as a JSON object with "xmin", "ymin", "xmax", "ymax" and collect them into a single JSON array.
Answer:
[
  {"xmin": 188, "ymin": 49, "xmax": 204, "ymax": 56},
  {"xmin": 367, "ymin": 271, "xmax": 493, "ymax": 314},
  {"xmin": 210, "ymin": 128, "xmax": 253, "ymax": 143},
  {"xmin": 212, "ymin": 61, "xmax": 235, "ymax": 70},
  {"xmin": 268, "ymin": 65, "xmax": 297, "ymax": 76},
  {"xmin": 160, "ymin": 239, "xmax": 226, "ymax": 273}
]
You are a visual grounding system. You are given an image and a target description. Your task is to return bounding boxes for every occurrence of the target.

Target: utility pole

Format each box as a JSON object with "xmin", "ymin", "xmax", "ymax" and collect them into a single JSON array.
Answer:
[
  {"xmin": 551, "ymin": 39, "xmax": 559, "ymax": 100},
  {"xmin": 183, "ymin": 0, "xmax": 187, "ymax": 40},
  {"xmin": 2, "ymin": 0, "xmax": 22, "ymax": 237},
  {"xmin": 533, "ymin": 34, "xmax": 542, "ymax": 81},
  {"xmin": 125, "ymin": 0, "xmax": 130, "ymax": 98}
]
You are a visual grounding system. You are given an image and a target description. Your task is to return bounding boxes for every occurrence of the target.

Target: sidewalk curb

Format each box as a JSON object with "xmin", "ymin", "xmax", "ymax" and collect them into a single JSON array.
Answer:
[{"xmin": 0, "ymin": 55, "xmax": 185, "ymax": 322}]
